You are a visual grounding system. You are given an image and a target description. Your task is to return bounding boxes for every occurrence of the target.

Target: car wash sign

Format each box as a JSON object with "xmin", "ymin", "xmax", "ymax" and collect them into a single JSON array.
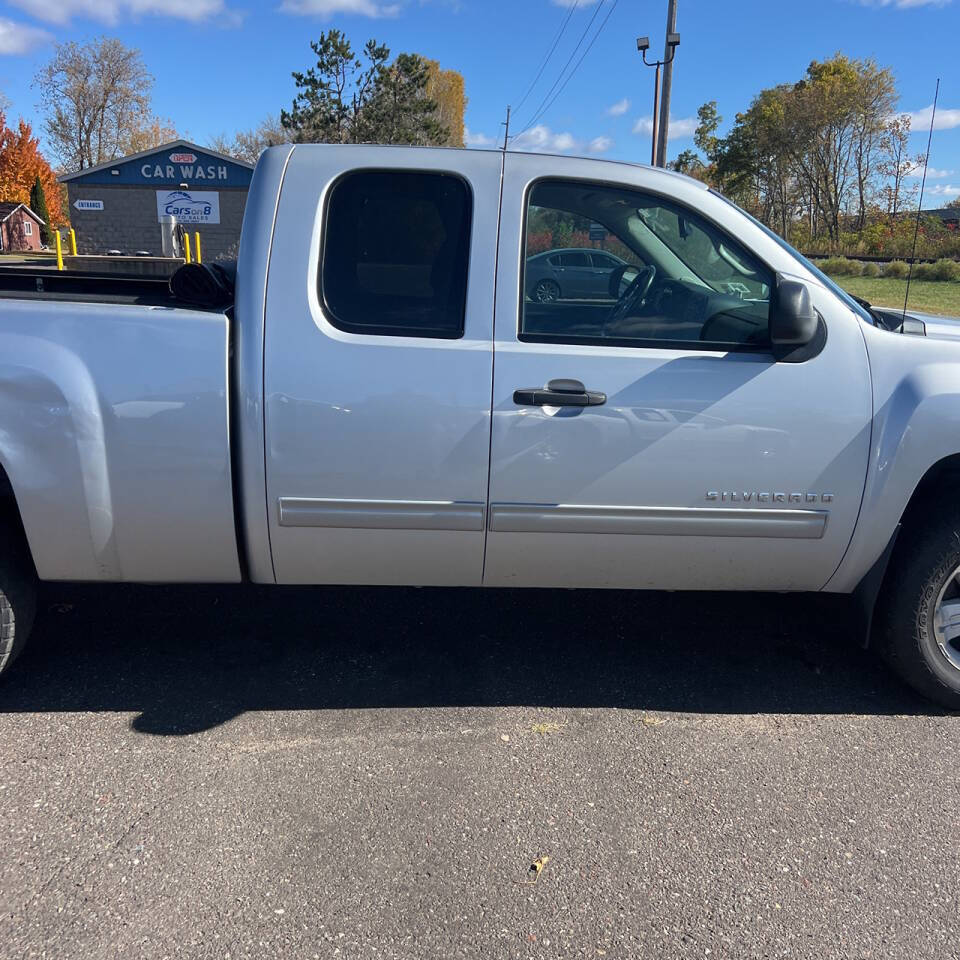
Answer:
[
  {"xmin": 143, "ymin": 152, "xmax": 231, "ymax": 183},
  {"xmin": 156, "ymin": 189, "xmax": 221, "ymax": 225},
  {"xmin": 63, "ymin": 143, "xmax": 254, "ymax": 188}
]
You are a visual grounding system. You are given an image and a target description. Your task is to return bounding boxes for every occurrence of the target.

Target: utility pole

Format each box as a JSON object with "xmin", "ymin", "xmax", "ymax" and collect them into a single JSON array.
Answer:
[
  {"xmin": 655, "ymin": 0, "xmax": 678, "ymax": 169},
  {"xmin": 502, "ymin": 105, "xmax": 511, "ymax": 152},
  {"xmin": 650, "ymin": 60, "xmax": 661, "ymax": 167}
]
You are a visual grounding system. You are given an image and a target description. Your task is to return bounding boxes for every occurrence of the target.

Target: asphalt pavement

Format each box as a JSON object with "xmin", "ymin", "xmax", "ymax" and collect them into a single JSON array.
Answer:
[{"xmin": 1, "ymin": 583, "xmax": 957, "ymax": 959}]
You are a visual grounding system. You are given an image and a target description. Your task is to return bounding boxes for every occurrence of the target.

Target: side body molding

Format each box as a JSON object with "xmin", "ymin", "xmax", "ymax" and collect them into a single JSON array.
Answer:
[{"xmin": 488, "ymin": 503, "xmax": 829, "ymax": 539}]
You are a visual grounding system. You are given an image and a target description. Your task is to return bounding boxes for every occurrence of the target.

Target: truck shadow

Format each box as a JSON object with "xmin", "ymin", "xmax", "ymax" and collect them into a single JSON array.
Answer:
[{"xmin": 0, "ymin": 582, "xmax": 938, "ymax": 734}]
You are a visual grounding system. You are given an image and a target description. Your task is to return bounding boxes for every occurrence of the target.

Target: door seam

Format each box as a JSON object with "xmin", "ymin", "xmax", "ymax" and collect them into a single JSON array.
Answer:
[{"xmin": 480, "ymin": 149, "xmax": 506, "ymax": 585}]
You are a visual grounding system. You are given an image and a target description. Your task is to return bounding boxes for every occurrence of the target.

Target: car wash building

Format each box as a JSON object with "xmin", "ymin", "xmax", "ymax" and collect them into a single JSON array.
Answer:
[{"xmin": 59, "ymin": 139, "xmax": 255, "ymax": 261}]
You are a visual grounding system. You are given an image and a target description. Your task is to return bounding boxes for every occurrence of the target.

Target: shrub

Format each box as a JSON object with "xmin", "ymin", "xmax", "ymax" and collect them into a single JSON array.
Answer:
[
  {"xmin": 928, "ymin": 258, "xmax": 960, "ymax": 282},
  {"xmin": 883, "ymin": 260, "xmax": 910, "ymax": 278},
  {"xmin": 913, "ymin": 262, "xmax": 936, "ymax": 281},
  {"xmin": 819, "ymin": 256, "xmax": 862, "ymax": 277},
  {"xmin": 860, "ymin": 261, "xmax": 880, "ymax": 278}
]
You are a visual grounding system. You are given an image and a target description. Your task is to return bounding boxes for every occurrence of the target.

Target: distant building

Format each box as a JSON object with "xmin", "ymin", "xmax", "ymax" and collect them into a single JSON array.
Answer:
[
  {"xmin": 59, "ymin": 139, "xmax": 255, "ymax": 261},
  {"xmin": 925, "ymin": 207, "xmax": 960, "ymax": 230},
  {"xmin": 0, "ymin": 203, "xmax": 45, "ymax": 252}
]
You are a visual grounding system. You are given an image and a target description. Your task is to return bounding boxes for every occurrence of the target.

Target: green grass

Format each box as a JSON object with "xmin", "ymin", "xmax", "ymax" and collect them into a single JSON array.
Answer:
[{"xmin": 837, "ymin": 276, "xmax": 960, "ymax": 317}]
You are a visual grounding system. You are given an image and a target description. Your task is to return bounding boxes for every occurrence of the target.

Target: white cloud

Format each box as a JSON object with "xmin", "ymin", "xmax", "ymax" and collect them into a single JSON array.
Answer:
[
  {"xmin": 0, "ymin": 17, "xmax": 51, "ymax": 53},
  {"xmin": 606, "ymin": 98, "xmax": 630, "ymax": 117},
  {"xmin": 907, "ymin": 165, "xmax": 955, "ymax": 179},
  {"xmin": 279, "ymin": 0, "xmax": 401, "ymax": 14},
  {"xmin": 588, "ymin": 135, "xmax": 613, "ymax": 153},
  {"xmin": 510, "ymin": 124, "xmax": 580, "ymax": 153},
  {"xmin": 464, "ymin": 127, "xmax": 495, "ymax": 148},
  {"xmin": 928, "ymin": 183, "xmax": 960, "ymax": 198},
  {"xmin": 900, "ymin": 104, "xmax": 960, "ymax": 131},
  {"xmin": 859, "ymin": 0, "xmax": 952, "ymax": 7},
  {"xmin": 633, "ymin": 114, "xmax": 698, "ymax": 138},
  {"xmin": 9, "ymin": 0, "xmax": 232, "ymax": 24}
]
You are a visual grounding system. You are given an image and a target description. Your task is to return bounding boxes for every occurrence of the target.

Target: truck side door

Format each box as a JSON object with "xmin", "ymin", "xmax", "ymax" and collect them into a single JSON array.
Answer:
[
  {"xmin": 263, "ymin": 147, "xmax": 500, "ymax": 585},
  {"xmin": 484, "ymin": 155, "xmax": 872, "ymax": 591}
]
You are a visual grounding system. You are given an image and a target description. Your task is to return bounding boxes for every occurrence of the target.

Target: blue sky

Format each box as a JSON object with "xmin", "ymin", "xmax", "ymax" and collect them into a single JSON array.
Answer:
[{"xmin": 0, "ymin": 0, "xmax": 957, "ymax": 204}]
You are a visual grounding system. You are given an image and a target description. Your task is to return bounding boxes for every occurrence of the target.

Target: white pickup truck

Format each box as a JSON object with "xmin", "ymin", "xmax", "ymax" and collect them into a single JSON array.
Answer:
[{"xmin": 3, "ymin": 144, "xmax": 960, "ymax": 706}]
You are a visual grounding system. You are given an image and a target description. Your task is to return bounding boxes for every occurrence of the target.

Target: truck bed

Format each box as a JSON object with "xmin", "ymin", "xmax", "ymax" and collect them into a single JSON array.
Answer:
[{"xmin": 0, "ymin": 267, "xmax": 181, "ymax": 307}]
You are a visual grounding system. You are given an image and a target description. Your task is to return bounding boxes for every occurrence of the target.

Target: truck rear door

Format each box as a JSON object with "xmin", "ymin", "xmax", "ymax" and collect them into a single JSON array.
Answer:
[{"xmin": 263, "ymin": 146, "xmax": 500, "ymax": 585}]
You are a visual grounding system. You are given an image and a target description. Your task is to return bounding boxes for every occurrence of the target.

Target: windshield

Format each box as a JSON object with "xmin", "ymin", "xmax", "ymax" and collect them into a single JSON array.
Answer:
[
  {"xmin": 635, "ymin": 202, "xmax": 770, "ymax": 301},
  {"xmin": 709, "ymin": 189, "xmax": 875, "ymax": 326}
]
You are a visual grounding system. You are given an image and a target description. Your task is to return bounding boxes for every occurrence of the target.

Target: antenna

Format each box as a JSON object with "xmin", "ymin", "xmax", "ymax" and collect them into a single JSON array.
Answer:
[
  {"xmin": 903, "ymin": 77, "xmax": 940, "ymax": 324},
  {"xmin": 501, "ymin": 105, "xmax": 511, "ymax": 152}
]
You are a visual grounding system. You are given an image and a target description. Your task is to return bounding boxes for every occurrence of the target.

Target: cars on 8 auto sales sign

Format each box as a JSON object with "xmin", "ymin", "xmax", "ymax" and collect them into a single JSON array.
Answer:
[{"xmin": 156, "ymin": 189, "xmax": 221, "ymax": 225}]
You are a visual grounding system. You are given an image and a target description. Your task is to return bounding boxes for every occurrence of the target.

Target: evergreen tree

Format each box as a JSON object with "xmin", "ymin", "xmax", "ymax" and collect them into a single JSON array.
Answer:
[
  {"xmin": 29, "ymin": 176, "xmax": 51, "ymax": 245},
  {"xmin": 281, "ymin": 31, "xmax": 448, "ymax": 147}
]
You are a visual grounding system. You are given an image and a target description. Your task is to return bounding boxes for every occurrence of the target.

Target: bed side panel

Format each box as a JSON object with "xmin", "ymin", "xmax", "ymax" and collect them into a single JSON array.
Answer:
[{"xmin": 0, "ymin": 299, "xmax": 240, "ymax": 582}]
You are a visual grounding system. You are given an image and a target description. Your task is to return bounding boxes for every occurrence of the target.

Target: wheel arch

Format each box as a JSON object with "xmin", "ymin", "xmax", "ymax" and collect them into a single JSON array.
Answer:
[{"xmin": 0, "ymin": 457, "xmax": 36, "ymax": 575}]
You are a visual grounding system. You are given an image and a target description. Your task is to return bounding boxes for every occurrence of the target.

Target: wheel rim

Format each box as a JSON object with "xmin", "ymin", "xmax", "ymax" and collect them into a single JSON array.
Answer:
[
  {"xmin": 933, "ymin": 566, "xmax": 960, "ymax": 673},
  {"xmin": 536, "ymin": 281, "xmax": 558, "ymax": 303}
]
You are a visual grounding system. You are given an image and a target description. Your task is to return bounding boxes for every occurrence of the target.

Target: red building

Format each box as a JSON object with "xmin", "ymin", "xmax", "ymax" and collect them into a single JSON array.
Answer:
[{"xmin": 0, "ymin": 203, "xmax": 45, "ymax": 252}]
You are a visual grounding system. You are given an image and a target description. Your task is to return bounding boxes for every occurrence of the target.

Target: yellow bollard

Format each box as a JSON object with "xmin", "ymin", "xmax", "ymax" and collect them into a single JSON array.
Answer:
[
  {"xmin": 55, "ymin": 231, "xmax": 63, "ymax": 271},
  {"xmin": 194, "ymin": 231, "xmax": 202, "ymax": 264},
  {"xmin": 69, "ymin": 228, "xmax": 77, "ymax": 256},
  {"xmin": 183, "ymin": 232, "xmax": 192, "ymax": 264}
]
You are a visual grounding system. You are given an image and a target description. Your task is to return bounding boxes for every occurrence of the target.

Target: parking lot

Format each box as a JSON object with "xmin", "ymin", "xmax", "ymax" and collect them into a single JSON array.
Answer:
[{"xmin": 1, "ymin": 583, "xmax": 958, "ymax": 959}]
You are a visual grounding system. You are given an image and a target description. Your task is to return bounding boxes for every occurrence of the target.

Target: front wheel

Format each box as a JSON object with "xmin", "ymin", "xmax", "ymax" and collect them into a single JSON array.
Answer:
[
  {"xmin": 875, "ymin": 510, "xmax": 960, "ymax": 708},
  {"xmin": 0, "ymin": 517, "xmax": 37, "ymax": 680}
]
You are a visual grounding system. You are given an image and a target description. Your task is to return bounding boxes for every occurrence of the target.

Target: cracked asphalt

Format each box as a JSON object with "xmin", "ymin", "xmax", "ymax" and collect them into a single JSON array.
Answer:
[{"xmin": 1, "ymin": 584, "xmax": 958, "ymax": 959}]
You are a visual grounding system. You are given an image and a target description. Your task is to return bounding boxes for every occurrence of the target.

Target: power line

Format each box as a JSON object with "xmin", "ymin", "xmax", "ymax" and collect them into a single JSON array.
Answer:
[
  {"xmin": 514, "ymin": 0, "xmax": 619, "ymax": 141},
  {"xmin": 512, "ymin": 1, "xmax": 579, "ymax": 115},
  {"xmin": 512, "ymin": 0, "xmax": 608, "ymax": 137}
]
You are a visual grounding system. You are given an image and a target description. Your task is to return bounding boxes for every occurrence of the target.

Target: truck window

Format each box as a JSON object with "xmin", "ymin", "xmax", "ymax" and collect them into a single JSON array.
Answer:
[
  {"xmin": 521, "ymin": 179, "xmax": 773, "ymax": 349},
  {"xmin": 321, "ymin": 170, "xmax": 472, "ymax": 339}
]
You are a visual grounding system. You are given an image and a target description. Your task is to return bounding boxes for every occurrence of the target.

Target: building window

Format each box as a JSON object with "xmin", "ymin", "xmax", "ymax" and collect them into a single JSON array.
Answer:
[
  {"xmin": 23, "ymin": 220, "xmax": 32, "ymax": 237},
  {"xmin": 320, "ymin": 170, "xmax": 472, "ymax": 339}
]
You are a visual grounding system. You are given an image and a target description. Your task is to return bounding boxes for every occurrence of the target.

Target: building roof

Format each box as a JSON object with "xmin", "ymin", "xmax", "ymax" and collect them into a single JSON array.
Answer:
[
  {"xmin": 925, "ymin": 207, "xmax": 960, "ymax": 221},
  {"xmin": 0, "ymin": 202, "xmax": 45, "ymax": 225},
  {"xmin": 58, "ymin": 139, "xmax": 255, "ymax": 183}
]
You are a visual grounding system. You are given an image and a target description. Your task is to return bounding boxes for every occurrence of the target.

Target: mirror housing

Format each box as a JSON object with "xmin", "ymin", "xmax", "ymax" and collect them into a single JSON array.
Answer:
[{"xmin": 770, "ymin": 275, "xmax": 818, "ymax": 346}]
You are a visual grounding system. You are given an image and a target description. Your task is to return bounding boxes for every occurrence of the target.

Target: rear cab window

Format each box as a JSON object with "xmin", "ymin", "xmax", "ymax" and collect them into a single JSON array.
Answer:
[{"xmin": 320, "ymin": 170, "xmax": 472, "ymax": 339}]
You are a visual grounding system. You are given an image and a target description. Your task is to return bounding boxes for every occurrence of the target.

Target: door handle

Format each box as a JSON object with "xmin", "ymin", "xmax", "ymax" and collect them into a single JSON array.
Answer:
[{"xmin": 513, "ymin": 378, "xmax": 607, "ymax": 407}]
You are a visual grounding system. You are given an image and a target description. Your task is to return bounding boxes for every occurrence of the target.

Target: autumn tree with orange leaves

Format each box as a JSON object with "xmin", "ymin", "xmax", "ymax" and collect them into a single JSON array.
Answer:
[{"xmin": 0, "ymin": 112, "xmax": 67, "ymax": 230}]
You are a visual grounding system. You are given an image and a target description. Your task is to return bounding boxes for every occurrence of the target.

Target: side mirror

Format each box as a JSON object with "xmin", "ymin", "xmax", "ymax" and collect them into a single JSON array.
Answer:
[{"xmin": 770, "ymin": 276, "xmax": 817, "ymax": 346}]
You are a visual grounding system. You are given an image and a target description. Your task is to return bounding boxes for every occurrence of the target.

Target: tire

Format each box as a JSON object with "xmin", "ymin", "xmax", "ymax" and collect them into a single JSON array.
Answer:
[
  {"xmin": 875, "ymin": 507, "xmax": 960, "ymax": 708},
  {"xmin": 0, "ymin": 517, "xmax": 37, "ymax": 680},
  {"xmin": 533, "ymin": 279, "xmax": 561, "ymax": 303}
]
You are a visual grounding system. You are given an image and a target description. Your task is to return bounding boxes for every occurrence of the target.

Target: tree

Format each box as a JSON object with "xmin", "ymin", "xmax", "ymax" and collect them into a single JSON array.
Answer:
[
  {"xmin": 29, "ymin": 176, "xmax": 52, "ymax": 245},
  {"xmin": 33, "ymin": 38, "xmax": 160, "ymax": 172},
  {"xmin": 281, "ymin": 30, "xmax": 449, "ymax": 147},
  {"xmin": 947, "ymin": 197, "xmax": 960, "ymax": 210},
  {"xmin": 208, "ymin": 115, "xmax": 287, "ymax": 164},
  {"xmin": 693, "ymin": 100, "xmax": 722, "ymax": 165},
  {"xmin": 425, "ymin": 60, "xmax": 466, "ymax": 148},
  {"xmin": 361, "ymin": 53, "xmax": 448, "ymax": 146},
  {"xmin": 877, "ymin": 114, "xmax": 920, "ymax": 218},
  {"xmin": 0, "ymin": 112, "xmax": 66, "ymax": 230},
  {"xmin": 124, "ymin": 116, "xmax": 179, "ymax": 155}
]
